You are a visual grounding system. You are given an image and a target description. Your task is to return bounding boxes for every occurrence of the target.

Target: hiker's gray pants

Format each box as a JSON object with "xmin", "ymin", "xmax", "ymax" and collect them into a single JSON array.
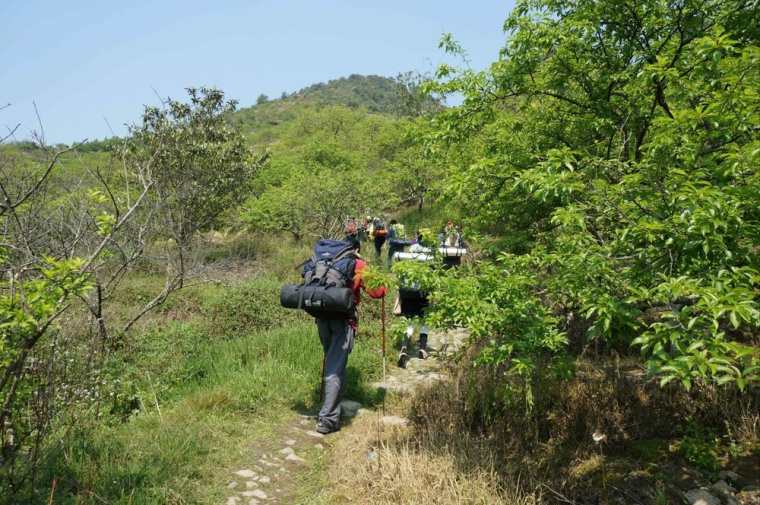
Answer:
[{"xmin": 317, "ymin": 318, "xmax": 355, "ymax": 429}]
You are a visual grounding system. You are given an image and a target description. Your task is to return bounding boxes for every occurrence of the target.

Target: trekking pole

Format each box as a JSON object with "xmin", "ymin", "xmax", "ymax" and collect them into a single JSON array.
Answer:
[
  {"xmin": 320, "ymin": 354, "xmax": 326, "ymax": 403},
  {"xmin": 381, "ymin": 295, "xmax": 387, "ymax": 417}
]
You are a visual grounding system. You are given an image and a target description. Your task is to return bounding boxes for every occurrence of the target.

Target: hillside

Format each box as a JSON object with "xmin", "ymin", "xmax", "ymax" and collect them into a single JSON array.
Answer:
[
  {"xmin": 288, "ymin": 74, "xmax": 409, "ymax": 113},
  {"xmin": 51, "ymin": 74, "xmax": 434, "ymax": 153},
  {"xmin": 231, "ymin": 74, "xmax": 438, "ymax": 141}
]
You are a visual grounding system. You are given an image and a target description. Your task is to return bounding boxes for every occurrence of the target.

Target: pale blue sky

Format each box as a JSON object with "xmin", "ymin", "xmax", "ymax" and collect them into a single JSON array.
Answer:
[{"xmin": 1, "ymin": 1, "xmax": 515, "ymax": 144}]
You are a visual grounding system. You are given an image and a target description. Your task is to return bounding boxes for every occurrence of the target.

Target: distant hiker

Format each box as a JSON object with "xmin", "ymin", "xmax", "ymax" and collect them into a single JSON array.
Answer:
[
  {"xmin": 345, "ymin": 234, "xmax": 361, "ymax": 253},
  {"xmin": 395, "ymin": 280, "xmax": 430, "ymax": 368},
  {"xmin": 345, "ymin": 217, "xmax": 359, "ymax": 241},
  {"xmin": 386, "ymin": 219, "xmax": 409, "ymax": 267},
  {"xmin": 442, "ymin": 220, "xmax": 461, "ymax": 248},
  {"xmin": 439, "ymin": 220, "xmax": 466, "ymax": 268},
  {"xmin": 371, "ymin": 217, "xmax": 388, "ymax": 260},
  {"xmin": 281, "ymin": 239, "xmax": 386, "ymax": 434},
  {"xmin": 358, "ymin": 216, "xmax": 371, "ymax": 242}
]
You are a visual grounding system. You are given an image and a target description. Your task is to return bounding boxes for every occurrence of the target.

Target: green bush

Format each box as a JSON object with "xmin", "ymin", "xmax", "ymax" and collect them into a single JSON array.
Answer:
[
  {"xmin": 199, "ymin": 276, "xmax": 306, "ymax": 338},
  {"xmin": 677, "ymin": 423, "xmax": 721, "ymax": 472}
]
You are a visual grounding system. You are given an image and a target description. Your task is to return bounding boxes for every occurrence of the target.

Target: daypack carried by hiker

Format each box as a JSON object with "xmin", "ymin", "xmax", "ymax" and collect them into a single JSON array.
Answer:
[
  {"xmin": 392, "ymin": 230, "xmax": 434, "ymax": 262},
  {"xmin": 280, "ymin": 239, "xmax": 386, "ymax": 434}
]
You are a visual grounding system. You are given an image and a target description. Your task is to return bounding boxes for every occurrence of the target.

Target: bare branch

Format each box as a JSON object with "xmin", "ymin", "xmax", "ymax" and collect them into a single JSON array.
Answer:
[
  {"xmin": 91, "ymin": 165, "xmax": 122, "ymax": 221},
  {"xmin": 32, "ymin": 101, "xmax": 46, "ymax": 147},
  {"xmin": 82, "ymin": 179, "xmax": 154, "ymax": 270},
  {"xmin": 0, "ymin": 143, "xmax": 85, "ymax": 217},
  {"xmin": 121, "ymin": 272, "xmax": 183, "ymax": 333},
  {"xmin": 1, "ymin": 123, "xmax": 20, "ymax": 144}
]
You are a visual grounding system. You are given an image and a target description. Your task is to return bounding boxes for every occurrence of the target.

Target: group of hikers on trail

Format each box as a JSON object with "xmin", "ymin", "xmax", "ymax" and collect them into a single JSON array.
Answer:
[
  {"xmin": 280, "ymin": 217, "xmax": 467, "ymax": 435},
  {"xmin": 344, "ymin": 215, "xmax": 465, "ymax": 267}
]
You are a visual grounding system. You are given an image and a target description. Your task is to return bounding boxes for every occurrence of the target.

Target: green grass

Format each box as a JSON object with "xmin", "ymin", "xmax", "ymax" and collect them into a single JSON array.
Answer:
[
  {"xmin": 396, "ymin": 203, "xmax": 452, "ymax": 234},
  {"xmin": 2, "ymin": 229, "xmax": 386, "ymax": 504},
  {"xmin": 24, "ymin": 311, "xmax": 381, "ymax": 504}
]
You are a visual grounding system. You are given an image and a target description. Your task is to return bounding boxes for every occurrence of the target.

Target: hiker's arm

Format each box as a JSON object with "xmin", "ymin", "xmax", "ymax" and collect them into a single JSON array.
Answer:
[
  {"xmin": 364, "ymin": 283, "xmax": 387, "ymax": 299},
  {"xmin": 354, "ymin": 262, "xmax": 386, "ymax": 299}
]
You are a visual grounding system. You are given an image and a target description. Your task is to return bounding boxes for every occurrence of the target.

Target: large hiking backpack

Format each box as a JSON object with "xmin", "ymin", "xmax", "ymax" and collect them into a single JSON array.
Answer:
[
  {"xmin": 389, "ymin": 223, "xmax": 411, "ymax": 248},
  {"xmin": 391, "ymin": 223, "xmax": 406, "ymax": 239},
  {"xmin": 280, "ymin": 240, "xmax": 357, "ymax": 318},
  {"xmin": 373, "ymin": 218, "xmax": 387, "ymax": 238}
]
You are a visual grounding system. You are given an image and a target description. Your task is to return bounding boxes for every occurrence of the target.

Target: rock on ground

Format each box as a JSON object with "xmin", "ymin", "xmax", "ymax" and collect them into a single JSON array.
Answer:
[
  {"xmin": 737, "ymin": 488, "xmax": 760, "ymax": 505},
  {"xmin": 685, "ymin": 489, "xmax": 722, "ymax": 505},
  {"xmin": 285, "ymin": 452, "xmax": 306, "ymax": 463},
  {"xmin": 339, "ymin": 399, "xmax": 362, "ymax": 417},
  {"xmin": 381, "ymin": 415, "xmax": 409, "ymax": 427}
]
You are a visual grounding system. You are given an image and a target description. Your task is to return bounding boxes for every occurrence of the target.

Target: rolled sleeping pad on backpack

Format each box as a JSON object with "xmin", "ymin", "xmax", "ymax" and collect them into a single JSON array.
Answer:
[
  {"xmin": 280, "ymin": 284, "xmax": 355, "ymax": 315},
  {"xmin": 388, "ymin": 238, "xmax": 413, "ymax": 248},
  {"xmin": 408, "ymin": 244, "xmax": 432, "ymax": 254},
  {"xmin": 393, "ymin": 251, "xmax": 434, "ymax": 262},
  {"xmin": 438, "ymin": 247, "xmax": 468, "ymax": 257}
]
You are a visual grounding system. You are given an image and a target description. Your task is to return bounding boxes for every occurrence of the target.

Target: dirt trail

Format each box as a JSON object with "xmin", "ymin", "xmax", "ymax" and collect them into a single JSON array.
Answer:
[{"xmin": 221, "ymin": 328, "xmax": 468, "ymax": 504}]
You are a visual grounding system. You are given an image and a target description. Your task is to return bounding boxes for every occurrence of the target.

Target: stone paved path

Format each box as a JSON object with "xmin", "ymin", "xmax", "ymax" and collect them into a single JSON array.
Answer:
[
  {"xmin": 372, "ymin": 327, "xmax": 468, "ymax": 394},
  {"xmin": 223, "ymin": 415, "xmax": 326, "ymax": 504},
  {"xmin": 222, "ymin": 328, "xmax": 468, "ymax": 504}
]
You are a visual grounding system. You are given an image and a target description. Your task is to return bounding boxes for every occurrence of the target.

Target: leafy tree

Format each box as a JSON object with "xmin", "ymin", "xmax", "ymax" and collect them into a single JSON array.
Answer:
[
  {"xmin": 256, "ymin": 93, "xmax": 269, "ymax": 105},
  {"xmin": 0, "ymin": 137, "xmax": 155, "ymax": 489},
  {"xmin": 424, "ymin": 0, "xmax": 760, "ymax": 391},
  {"xmin": 242, "ymin": 105, "xmax": 403, "ymax": 238},
  {"xmin": 393, "ymin": 71, "xmax": 442, "ymax": 117},
  {"xmin": 0, "ymin": 87, "xmax": 265, "ymax": 490},
  {"xmin": 123, "ymin": 87, "xmax": 264, "ymax": 329}
]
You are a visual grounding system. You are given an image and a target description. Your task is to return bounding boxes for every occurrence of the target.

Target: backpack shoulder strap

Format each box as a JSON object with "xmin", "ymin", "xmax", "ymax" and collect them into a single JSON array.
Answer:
[{"xmin": 332, "ymin": 248, "xmax": 356, "ymax": 263}]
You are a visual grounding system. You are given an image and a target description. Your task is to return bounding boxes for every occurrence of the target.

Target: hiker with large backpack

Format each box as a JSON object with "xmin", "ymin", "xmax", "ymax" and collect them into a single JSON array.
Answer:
[
  {"xmin": 387, "ymin": 219, "xmax": 410, "ymax": 267},
  {"xmin": 280, "ymin": 239, "xmax": 386, "ymax": 434},
  {"xmin": 438, "ymin": 220, "xmax": 468, "ymax": 268},
  {"xmin": 371, "ymin": 217, "xmax": 387, "ymax": 260}
]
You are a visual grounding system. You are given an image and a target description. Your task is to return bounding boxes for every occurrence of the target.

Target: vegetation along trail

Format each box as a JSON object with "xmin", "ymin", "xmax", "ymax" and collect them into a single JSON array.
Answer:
[{"xmin": 2, "ymin": 1, "xmax": 759, "ymax": 503}]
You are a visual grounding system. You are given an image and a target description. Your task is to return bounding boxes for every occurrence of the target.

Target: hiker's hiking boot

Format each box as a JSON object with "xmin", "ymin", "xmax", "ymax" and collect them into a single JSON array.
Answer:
[
  {"xmin": 418, "ymin": 334, "xmax": 429, "ymax": 359},
  {"xmin": 397, "ymin": 347, "xmax": 409, "ymax": 368},
  {"xmin": 315, "ymin": 420, "xmax": 338, "ymax": 435}
]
